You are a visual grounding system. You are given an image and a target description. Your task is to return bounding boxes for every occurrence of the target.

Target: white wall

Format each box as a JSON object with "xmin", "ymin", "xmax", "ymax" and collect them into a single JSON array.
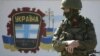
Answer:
[{"xmin": 0, "ymin": 0, "xmax": 100, "ymax": 56}]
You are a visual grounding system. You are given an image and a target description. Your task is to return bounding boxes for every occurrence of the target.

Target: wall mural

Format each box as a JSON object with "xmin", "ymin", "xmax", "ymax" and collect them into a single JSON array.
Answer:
[{"xmin": 2, "ymin": 7, "xmax": 54, "ymax": 53}]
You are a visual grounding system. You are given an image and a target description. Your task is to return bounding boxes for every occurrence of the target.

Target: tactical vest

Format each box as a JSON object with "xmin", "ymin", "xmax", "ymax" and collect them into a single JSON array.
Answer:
[{"xmin": 57, "ymin": 16, "xmax": 93, "ymax": 42}]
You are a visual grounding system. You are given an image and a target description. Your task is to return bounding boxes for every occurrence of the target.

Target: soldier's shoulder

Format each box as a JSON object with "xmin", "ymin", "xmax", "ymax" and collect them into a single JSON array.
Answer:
[
  {"xmin": 84, "ymin": 17, "xmax": 95, "ymax": 30},
  {"xmin": 85, "ymin": 18, "xmax": 93, "ymax": 27},
  {"xmin": 79, "ymin": 15, "xmax": 93, "ymax": 26},
  {"xmin": 79, "ymin": 15, "xmax": 94, "ymax": 29}
]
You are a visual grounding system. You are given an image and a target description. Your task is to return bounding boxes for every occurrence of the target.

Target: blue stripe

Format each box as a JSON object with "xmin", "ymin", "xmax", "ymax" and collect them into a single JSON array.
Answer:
[
  {"xmin": 16, "ymin": 30, "xmax": 38, "ymax": 34},
  {"xmin": 46, "ymin": 28, "xmax": 53, "ymax": 32},
  {"xmin": 24, "ymin": 24, "xmax": 29, "ymax": 38},
  {"xmin": 29, "ymin": 30, "xmax": 38, "ymax": 34},
  {"xmin": 2, "ymin": 35, "xmax": 14, "ymax": 44},
  {"xmin": 41, "ymin": 36, "xmax": 53, "ymax": 44}
]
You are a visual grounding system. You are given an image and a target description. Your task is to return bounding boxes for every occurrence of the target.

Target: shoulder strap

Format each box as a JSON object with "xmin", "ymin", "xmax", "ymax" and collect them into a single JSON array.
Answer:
[
  {"xmin": 85, "ymin": 18, "xmax": 94, "ymax": 31},
  {"xmin": 85, "ymin": 18, "xmax": 93, "ymax": 26},
  {"xmin": 82, "ymin": 18, "xmax": 95, "ymax": 40}
]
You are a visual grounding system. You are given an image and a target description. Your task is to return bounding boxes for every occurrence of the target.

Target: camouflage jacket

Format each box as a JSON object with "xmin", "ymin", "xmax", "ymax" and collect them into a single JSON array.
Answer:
[{"xmin": 52, "ymin": 16, "xmax": 97, "ymax": 56}]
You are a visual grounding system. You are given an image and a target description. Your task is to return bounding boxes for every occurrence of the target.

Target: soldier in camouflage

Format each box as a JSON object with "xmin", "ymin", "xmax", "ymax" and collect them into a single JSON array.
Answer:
[{"xmin": 52, "ymin": 0, "xmax": 97, "ymax": 56}]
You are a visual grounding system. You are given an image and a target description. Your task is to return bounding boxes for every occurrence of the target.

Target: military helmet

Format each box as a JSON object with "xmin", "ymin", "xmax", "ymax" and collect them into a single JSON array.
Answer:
[{"xmin": 61, "ymin": 0, "xmax": 82, "ymax": 10}]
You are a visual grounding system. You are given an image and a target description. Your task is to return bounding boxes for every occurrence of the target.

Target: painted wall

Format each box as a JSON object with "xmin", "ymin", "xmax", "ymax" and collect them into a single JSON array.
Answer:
[{"xmin": 0, "ymin": 0, "xmax": 100, "ymax": 56}]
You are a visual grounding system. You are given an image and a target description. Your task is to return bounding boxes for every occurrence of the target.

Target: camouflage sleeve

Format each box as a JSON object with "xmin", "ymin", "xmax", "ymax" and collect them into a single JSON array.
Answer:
[
  {"xmin": 52, "ymin": 27, "xmax": 66, "ymax": 52},
  {"xmin": 52, "ymin": 21, "xmax": 67, "ymax": 52},
  {"xmin": 52, "ymin": 39, "xmax": 66, "ymax": 52},
  {"xmin": 78, "ymin": 19, "xmax": 97, "ymax": 50}
]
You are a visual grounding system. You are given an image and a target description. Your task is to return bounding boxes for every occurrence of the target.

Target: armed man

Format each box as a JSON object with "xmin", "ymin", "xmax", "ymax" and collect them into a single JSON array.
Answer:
[{"xmin": 52, "ymin": 0, "xmax": 97, "ymax": 56}]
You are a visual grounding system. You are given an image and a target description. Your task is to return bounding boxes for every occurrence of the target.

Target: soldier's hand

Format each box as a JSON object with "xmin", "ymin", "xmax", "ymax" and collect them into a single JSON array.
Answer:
[
  {"xmin": 69, "ymin": 40, "xmax": 79, "ymax": 48},
  {"xmin": 65, "ymin": 45, "xmax": 74, "ymax": 54},
  {"xmin": 65, "ymin": 40, "xmax": 79, "ymax": 54}
]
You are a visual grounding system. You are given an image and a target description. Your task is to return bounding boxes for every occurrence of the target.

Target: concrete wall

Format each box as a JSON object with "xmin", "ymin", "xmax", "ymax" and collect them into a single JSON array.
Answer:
[{"xmin": 0, "ymin": 0, "xmax": 100, "ymax": 56}]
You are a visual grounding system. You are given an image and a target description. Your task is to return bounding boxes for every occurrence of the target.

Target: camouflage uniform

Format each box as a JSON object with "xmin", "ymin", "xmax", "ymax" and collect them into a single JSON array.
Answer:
[{"xmin": 52, "ymin": 0, "xmax": 97, "ymax": 56}]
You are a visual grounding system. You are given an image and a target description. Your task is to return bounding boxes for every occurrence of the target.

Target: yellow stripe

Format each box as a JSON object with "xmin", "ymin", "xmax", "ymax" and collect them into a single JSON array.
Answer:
[
  {"xmin": 4, "ymin": 44, "xmax": 11, "ymax": 49},
  {"xmin": 10, "ymin": 45, "xmax": 17, "ymax": 51},
  {"xmin": 3, "ymin": 44, "xmax": 17, "ymax": 51},
  {"xmin": 46, "ymin": 32, "xmax": 53, "ymax": 35},
  {"xmin": 40, "ymin": 42, "xmax": 53, "ymax": 51}
]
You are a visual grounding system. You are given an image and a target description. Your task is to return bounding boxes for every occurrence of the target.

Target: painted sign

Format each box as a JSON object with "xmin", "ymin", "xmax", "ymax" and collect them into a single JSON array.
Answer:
[{"xmin": 2, "ymin": 7, "xmax": 46, "ymax": 53}]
